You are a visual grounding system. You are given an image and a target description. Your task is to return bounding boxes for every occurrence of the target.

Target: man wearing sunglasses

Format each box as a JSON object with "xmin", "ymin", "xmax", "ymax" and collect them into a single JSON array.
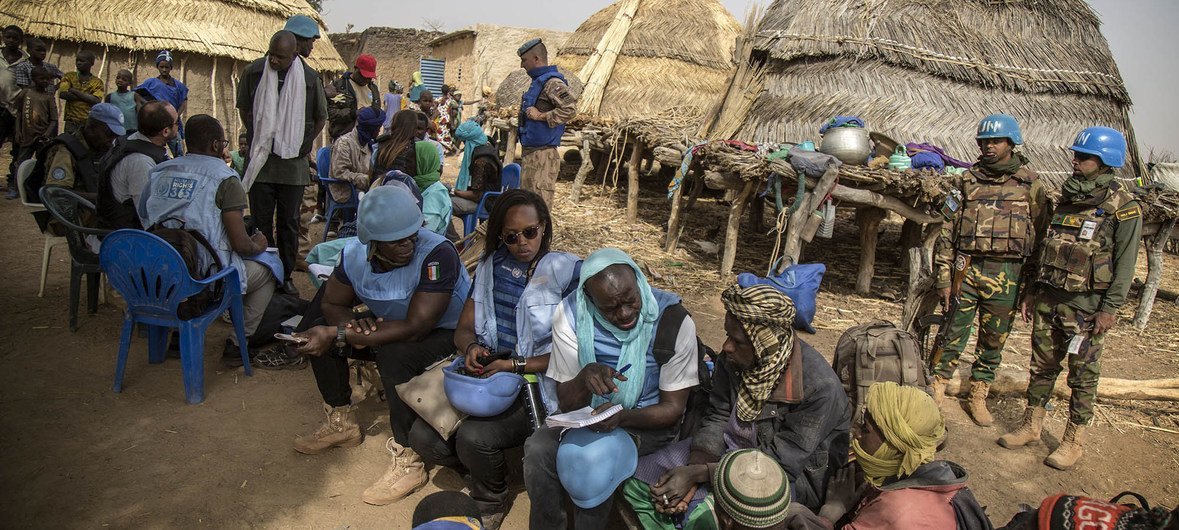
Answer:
[
  {"xmin": 98, "ymin": 100, "xmax": 176, "ymax": 229},
  {"xmin": 291, "ymin": 185, "xmax": 471, "ymax": 506},
  {"xmin": 999, "ymin": 127, "xmax": 1142, "ymax": 471}
]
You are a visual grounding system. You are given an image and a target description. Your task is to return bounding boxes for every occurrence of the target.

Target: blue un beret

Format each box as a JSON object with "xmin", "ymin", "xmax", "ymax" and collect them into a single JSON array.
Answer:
[
  {"xmin": 517, "ymin": 38, "xmax": 542, "ymax": 57},
  {"xmin": 285, "ymin": 15, "xmax": 320, "ymax": 39}
]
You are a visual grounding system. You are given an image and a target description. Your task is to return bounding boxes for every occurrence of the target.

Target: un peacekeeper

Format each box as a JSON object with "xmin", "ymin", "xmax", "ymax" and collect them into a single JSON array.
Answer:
[
  {"xmin": 516, "ymin": 38, "xmax": 576, "ymax": 205},
  {"xmin": 39, "ymin": 102, "xmax": 124, "ymax": 203},
  {"xmin": 998, "ymin": 127, "xmax": 1142, "ymax": 471},
  {"xmin": 930, "ymin": 114, "xmax": 1049, "ymax": 427}
]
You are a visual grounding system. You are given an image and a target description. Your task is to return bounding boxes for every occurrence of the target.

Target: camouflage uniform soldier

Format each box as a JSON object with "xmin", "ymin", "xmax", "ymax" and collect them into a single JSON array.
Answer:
[
  {"xmin": 931, "ymin": 114, "xmax": 1049, "ymax": 427},
  {"xmin": 998, "ymin": 127, "xmax": 1142, "ymax": 470},
  {"xmin": 516, "ymin": 38, "xmax": 576, "ymax": 205}
]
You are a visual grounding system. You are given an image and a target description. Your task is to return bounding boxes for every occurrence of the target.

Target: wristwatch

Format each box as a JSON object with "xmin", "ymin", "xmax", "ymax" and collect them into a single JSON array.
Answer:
[
  {"xmin": 335, "ymin": 325, "xmax": 348, "ymax": 349},
  {"xmin": 512, "ymin": 356, "xmax": 527, "ymax": 374}
]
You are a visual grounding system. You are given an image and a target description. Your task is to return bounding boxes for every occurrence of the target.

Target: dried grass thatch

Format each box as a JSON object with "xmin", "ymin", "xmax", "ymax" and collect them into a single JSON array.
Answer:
[
  {"xmin": 554, "ymin": 0, "xmax": 742, "ymax": 120},
  {"xmin": 1, "ymin": 0, "xmax": 346, "ymax": 71},
  {"xmin": 494, "ymin": 66, "xmax": 584, "ymax": 111},
  {"xmin": 715, "ymin": 0, "xmax": 1140, "ymax": 179}
]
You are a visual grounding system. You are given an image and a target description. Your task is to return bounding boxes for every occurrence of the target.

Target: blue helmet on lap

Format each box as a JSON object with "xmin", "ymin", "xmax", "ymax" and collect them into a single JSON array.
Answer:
[
  {"xmin": 442, "ymin": 358, "xmax": 525, "ymax": 417},
  {"xmin": 557, "ymin": 428, "xmax": 638, "ymax": 509},
  {"xmin": 976, "ymin": 114, "xmax": 1023, "ymax": 145},
  {"xmin": 1070, "ymin": 126, "xmax": 1127, "ymax": 168}
]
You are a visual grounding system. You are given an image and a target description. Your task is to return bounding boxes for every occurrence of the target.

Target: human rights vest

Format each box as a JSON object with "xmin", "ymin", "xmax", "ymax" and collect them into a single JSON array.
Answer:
[
  {"xmin": 140, "ymin": 154, "xmax": 247, "ymax": 293},
  {"xmin": 98, "ymin": 135, "xmax": 169, "ymax": 229},
  {"xmin": 954, "ymin": 168, "xmax": 1037, "ymax": 258},
  {"xmin": 1037, "ymin": 180, "xmax": 1136, "ymax": 293},
  {"xmin": 340, "ymin": 229, "xmax": 471, "ymax": 328},
  {"xmin": 563, "ymin": 287, "xmax": 683, "ymax": 410},
  {"xmin": 473, "ymin": 250, "xmax": 581, "ymax": 413},
  {"xmin": 518, "ymin": 66, "xmax": 565, "ymax": 148}
]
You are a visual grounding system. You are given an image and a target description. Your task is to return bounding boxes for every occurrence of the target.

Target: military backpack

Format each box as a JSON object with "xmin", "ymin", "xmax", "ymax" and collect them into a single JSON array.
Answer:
[{"xmin": 833, "ymin": 320, "xmax": 928, "ymax": 427}]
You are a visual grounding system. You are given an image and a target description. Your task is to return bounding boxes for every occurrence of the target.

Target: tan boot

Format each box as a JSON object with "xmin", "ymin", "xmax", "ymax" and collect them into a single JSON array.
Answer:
[
  {"xmin": 1045, "ymin": 422, "xmax": 1088, "ymax": 470},
  {"xmin": 930, "ymin": 375, "xmax": 950, "ymax": 406},
  {"xmin": 362, "ymin": 438, "xmax": 428, "ymax": 505},
  {"xmin": 997, "ymin": 406, "xmax": 1045, "ymax": 448},
  {"xmin": 293, "ymin": 404, "xmax": 362, "ymax": 455},
  {"xmin": 966, "ymin": 381, "xmax": 994, "ymax": 426}
]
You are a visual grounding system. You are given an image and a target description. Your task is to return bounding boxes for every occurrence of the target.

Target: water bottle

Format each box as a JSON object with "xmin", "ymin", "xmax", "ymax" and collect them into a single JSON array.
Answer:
[{"xmin": 522, "ymin": 373, "xmax": 546, "ymax": 431}]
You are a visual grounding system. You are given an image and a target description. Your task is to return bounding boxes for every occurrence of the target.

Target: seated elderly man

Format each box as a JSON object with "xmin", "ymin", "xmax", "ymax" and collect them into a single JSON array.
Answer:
[
  {"xmin": 626, "ymin": 284, "xmax": 850, "ymax": 529},
  {"xmin": 290, "ymin": 185, "xmax": 470, "ymax": 506},
  {"xmin": 523, "ymin": 248, "xmax": 700, "ymax": 530}
]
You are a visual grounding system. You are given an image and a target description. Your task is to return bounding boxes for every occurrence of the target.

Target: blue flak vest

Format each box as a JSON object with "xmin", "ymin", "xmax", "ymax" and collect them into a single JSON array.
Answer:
[
  {"xmin": 564, "ymin": 287, "xmax": 683, "ymax": 410},
  {"xmin": 341, "ymin": 228, "xmax": 471, "ymax": 329},
  {"xmin": 140, "ymin": 154, "xmax": 247, "ymax": 293},
  {"xmin": 518, "ymin": 66, "xmax": 566, "ymax": 148}
]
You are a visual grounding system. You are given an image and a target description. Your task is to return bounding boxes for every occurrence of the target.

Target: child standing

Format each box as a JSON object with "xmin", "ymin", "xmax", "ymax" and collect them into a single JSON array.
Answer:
[
  {"xmin": 58, "ymin": 50, "xmax": 104, "ymax": 135},
  {"xmin": 14, "ymin": 38, "xmax": 64, "ymax": 84},
  {"xmin": 8, "ymin": 66, "xmax": 57, "ymax": 199},
  {"xmin": 104, "ymin": 69, "xmax": 141, "ymax": 133}
]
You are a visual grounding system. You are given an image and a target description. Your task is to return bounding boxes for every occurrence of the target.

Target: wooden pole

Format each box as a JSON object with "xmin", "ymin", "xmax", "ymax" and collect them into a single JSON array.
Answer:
[
  {"xmin": 901, "ymin": 223, "xmax": 942, "ymax": 332},
  {"xmin": 503, "ymin": 127, "xmax": 518, "ymax": 166},
  {"xmin": 626, "ymin": 139, "xmax": 645, "ymax": 222},
  {"xmin": 665, "ymin": 167, "xmax": 690, "ymax": 252},
  {"xmin": 1134, "ymin": 219, "xmax": 1176, "ymax": 329},
  {"xmin": 779, "ymin": 166, "xmax": 839, "ymax": 272},
  {"xmin": 722, "ymin": 180, "xmax": 757, "ymax": 275},
  {"xmin": 940, "ymin": 367, "xmax": 1179, "ymax": 401},
  {"xmin": 210, "ymin": 57, "xmax": 219, "ymax": 124},
  {"xmin": 899, "ymin": 219, "xmax": 922, "ymax": 267},
  {"xmin": 855, "ymin": 207, "xmax": 888, "ymax": 295},
  {"xmin": 570, "ymin": 139, "xmax": 595, "ymax": 202}
]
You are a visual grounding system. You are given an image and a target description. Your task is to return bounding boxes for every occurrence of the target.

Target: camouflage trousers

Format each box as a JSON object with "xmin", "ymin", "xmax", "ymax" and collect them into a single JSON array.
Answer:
[
  {"xmin": 933, "ymin": 258, "xmax": 1022, "ymax": 382},
  {"xmin": 1026, "ymin": 296, "xmax": 1104, "ymax": 425},
  {"xmin": 521, "ymin": 147, "xmax": 560, "ymax": 206},
  {"xmin": 297, "ymin": 182, "xmax": 320, "ymax": 261}
]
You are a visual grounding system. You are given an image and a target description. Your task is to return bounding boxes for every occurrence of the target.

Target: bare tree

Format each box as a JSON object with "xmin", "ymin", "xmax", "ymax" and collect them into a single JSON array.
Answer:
[{"xmin": 423, "ymin": 18, "xmax": 445, "ymax": 32}]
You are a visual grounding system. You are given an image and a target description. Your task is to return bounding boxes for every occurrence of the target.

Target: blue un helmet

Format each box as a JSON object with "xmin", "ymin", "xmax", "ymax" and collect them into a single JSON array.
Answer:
[
  {"xmin": 442, "ymin": 358, "xmax": 526, "ymax": 417},
  {"xmin": 557, "ymin": 428, "xmax": 638, "ymax": 509},
  {"xmin": 356, "ymin": 185, "xmax": 423, "ymax": 244},
  {"xmin": 1070, "ymin": 126, "xmax": 1127, "ymax": 168},
  {"xmin": 976, "ymin": 114, "xmax": 1023, "ymax": 145}
]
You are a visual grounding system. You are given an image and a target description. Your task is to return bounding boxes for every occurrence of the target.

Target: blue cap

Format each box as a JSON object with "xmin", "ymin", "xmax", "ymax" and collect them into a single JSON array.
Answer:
[
  {"xmin": 89, "ymin": 103, "xmax": 126, "ymax": 136},
  {"xmin": 284, "ymin": 15, "xmax": 320, "ymax": 39},
  {"xmin": 517, "ymin": 38, "xmax": 542, "ymax": 57}
]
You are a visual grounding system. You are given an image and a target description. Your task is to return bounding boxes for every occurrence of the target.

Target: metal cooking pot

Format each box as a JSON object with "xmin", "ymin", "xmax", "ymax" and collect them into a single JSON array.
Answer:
[{"xmin": 819, "ymin": 127, "xmax": 871, "ymax": 165}]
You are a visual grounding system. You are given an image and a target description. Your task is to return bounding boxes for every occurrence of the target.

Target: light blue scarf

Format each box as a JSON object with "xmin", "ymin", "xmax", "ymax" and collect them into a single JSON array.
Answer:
[
  {"xmin": 454, "ymin": 120, "xmax": 488, "ymax": 191},
  {"xmin": 576, "ymin": 248, "xmax": 659, "ymax": 409}
]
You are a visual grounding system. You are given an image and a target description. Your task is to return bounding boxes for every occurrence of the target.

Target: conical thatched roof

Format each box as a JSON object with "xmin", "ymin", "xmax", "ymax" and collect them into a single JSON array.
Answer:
[
  {"xmin": 712, "ymin": 0, "xmax": 1140, "ymax": 179},
  {"xmin": 495, "ymin": 66, "xmax": 584, "ymax": 110},
  {"xmin": 554, "ymin": 0, "xmax": 741, "ymax": 120},
  {"xmin": 0, "ymin": 0, "xmax": 346, "ymax": 71}
]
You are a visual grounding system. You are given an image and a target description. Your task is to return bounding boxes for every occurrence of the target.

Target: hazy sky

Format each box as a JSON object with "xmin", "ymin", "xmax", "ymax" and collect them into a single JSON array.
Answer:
[{"xmin": 321, "ymin": 0, "xmax": 1177, "ymax": 156}]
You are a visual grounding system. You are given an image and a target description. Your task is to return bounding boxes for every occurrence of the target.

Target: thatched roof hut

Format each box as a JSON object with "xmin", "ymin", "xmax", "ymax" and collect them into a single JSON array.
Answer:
[
  {"xmin": 430, "ymin": 25, "xmax": 570, "ymax": 106},
  {"xmin": 554, "ymin": 0, "xmax": 741, "ymax": 120},
  {"xmin": 1, "ymin": 0, "xmax": 346, "ymax": 147},
  {"xmin": 494, "ymin": 66, "xmax": 584, "ymax": 111},
  {"xmin": 710, "ymin": 0, "xmax": 1141, "ymax": 179}
]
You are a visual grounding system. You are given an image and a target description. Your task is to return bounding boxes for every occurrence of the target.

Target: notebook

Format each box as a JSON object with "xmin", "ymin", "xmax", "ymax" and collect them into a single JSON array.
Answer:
[{"xmin": 544, "ymin": 404, "xmax": 624, "ymax": 429}]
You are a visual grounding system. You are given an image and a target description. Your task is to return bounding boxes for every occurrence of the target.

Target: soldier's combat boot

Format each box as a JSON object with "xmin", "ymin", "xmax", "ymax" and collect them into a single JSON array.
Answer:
[
  {"xmin": 998, "ymin": 406, "xmax": 1045, "ymax": 448},
  {"xmin": 967, "ymin": 381, "xmax": 994, "ymax": 426},
  {"xmin": 930, "ymin": 375, "xmax": 950, "ymax": 406},
  {"xmin": 363, "ymin": 438, "xmax": 428, "ymax": 505},
  {"xmin": 1045, "ymin": 422, "xmax": 1087, "ymax": 470},
  {"xmin": 294, "ymin": 404, "xmax": 362, "ymax": 455}
]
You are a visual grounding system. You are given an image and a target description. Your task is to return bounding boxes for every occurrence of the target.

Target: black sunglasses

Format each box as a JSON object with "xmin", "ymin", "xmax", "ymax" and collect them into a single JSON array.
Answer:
[{"xmin": 501, "ymin": 225, "xmax": 542, "ymax": 245}]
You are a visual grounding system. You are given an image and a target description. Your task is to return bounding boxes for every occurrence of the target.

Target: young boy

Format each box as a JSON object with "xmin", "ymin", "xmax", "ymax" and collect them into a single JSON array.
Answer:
[
  {"xmin": 7, "ymin": 66, "xmax": 57, "ymax": 199},
  {"xmin": 229, "ymin": 132, "xmax": 248, "ymax": 176},
  {"xmin": 104, "ymin": 69, "xmax": 142, "ymax": 133},
  {"xmin": 15, "ymin": 38, "xmax": 64, "ymax": 84},
  {"xmin": 58, "ymin": 51, "xmax": 104, "ymax": 135}
]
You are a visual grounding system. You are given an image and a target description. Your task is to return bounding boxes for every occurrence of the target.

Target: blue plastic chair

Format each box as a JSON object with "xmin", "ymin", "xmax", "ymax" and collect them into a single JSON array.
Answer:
[
  {"xmin": 100, "ymin": 229, "xmax": 252, "ymax": 404},
  {"xmin": 316, "ymin": 146, "xmax": 360, "ymax": 241},
  {"xmin": 463, "ymin": 162, "xmax": 522, "ymax": 236}
]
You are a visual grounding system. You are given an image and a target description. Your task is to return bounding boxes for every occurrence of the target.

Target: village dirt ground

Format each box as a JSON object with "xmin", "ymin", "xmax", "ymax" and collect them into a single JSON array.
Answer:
[{"xmin": 1, "ymin": 153, "xmax": 1177, "ymax": 529}]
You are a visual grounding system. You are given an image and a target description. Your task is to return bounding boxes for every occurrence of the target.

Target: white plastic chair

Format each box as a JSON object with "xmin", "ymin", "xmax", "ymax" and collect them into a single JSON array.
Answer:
[{"xmin": 16, "ymin": 159, "xmax": 68, "ymax": 297}]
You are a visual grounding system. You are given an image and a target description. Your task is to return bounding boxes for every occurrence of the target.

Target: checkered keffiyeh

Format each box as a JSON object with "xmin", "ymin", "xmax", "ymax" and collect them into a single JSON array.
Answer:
[{"xmin": 721, "ymin": 284, "xmax": 796, "ymax": 421}]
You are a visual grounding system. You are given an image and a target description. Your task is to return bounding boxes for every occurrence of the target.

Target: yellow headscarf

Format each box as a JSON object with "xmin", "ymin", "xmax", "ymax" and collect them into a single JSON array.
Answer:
[{"xmin": 851, "ymin": 381, "xmax": 945, "ymax": 486}]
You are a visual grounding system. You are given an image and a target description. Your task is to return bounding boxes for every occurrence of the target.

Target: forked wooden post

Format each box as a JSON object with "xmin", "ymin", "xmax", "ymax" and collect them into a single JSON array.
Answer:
[
  {"xmin": 570, "ymin": 139, "xmax": 595, "ymax": 202},
  {"xmin": 503, "ymin": 128, "xmax": 518, "ymax": 166},
  {"xmin": 626, "ymin": 139, "xmax": 645, "ymax": 222},
  {"xmin": 664, "ymin": 168, "xmax": 689, "ymax": 252},
  {"xmin": 855, "ymin": 207, "xmax": 888, "ymax": 295},
  {"xmin": 722, "ymin": 180, "xmax": 757, "ymax": 275},
  {"xmin": 1134, "ymin": 219, "xmax": 1176, "ymax": 329}
]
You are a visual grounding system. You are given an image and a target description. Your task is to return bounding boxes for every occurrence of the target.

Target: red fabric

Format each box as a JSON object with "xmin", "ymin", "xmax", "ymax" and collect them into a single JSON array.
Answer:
[
  {"xmin": 1037, "ymin": 493, "xmax": 1136, "ymax": 530},
  {"xmin": 842, "ymin": 483, "xmax": 964, "ymax": 530}
]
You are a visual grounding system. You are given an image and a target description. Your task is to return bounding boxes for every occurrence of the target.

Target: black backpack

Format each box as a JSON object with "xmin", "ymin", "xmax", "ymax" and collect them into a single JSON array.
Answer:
[
  {"xmin": 653, "ymin": 303, "xmax": 715, "ymax": 440},
  {"xmin": 146, "ymin": 219, "xmax": 226, "ymax": 320}
]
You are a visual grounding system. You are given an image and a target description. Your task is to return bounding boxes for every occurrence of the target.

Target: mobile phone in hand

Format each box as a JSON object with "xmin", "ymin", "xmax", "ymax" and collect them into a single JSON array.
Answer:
[{"xmin": 275, "ymin": 333, "xmax": 309, "ymax": 344}]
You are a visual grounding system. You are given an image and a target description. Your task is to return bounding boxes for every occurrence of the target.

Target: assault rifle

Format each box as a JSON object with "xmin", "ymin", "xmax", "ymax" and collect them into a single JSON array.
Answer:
[{"xmin": 928, "ymin": 253, "xmax": 971, "ymax": 371}]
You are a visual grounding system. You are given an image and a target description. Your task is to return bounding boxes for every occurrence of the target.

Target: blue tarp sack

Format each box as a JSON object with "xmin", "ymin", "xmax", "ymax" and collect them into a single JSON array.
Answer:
[{"xmin": 737, "ymin": 263, "xmax": 826, "ymax": 333}]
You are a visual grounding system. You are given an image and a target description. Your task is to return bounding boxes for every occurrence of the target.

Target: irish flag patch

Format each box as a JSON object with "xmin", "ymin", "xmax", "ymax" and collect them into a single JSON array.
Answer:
[{"xmin": 426, "ymin": 262, "xmax": 441, "ymax": 281}]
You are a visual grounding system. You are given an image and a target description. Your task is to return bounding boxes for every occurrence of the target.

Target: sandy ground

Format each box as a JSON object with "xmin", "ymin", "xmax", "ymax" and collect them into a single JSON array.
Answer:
[{"xmin": 1, "ymin": 153, "xmax": 1176, "ymax": 529}]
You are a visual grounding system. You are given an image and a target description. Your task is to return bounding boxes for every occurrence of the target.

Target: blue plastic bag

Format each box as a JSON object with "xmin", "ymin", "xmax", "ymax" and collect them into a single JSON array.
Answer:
[{"xmin": 737, "ymin": 263, "xmax": 826, "ymax": 333}]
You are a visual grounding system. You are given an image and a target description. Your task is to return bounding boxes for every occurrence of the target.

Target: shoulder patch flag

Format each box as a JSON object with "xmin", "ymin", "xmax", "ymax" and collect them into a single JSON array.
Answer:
[
  {"xmin": 1115, "ymin": 204, "xmax": 1141, "ymax": 222},
  {"xmin": 426, "ymin": 262, "xmax": 441, "ymax": 281}
]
